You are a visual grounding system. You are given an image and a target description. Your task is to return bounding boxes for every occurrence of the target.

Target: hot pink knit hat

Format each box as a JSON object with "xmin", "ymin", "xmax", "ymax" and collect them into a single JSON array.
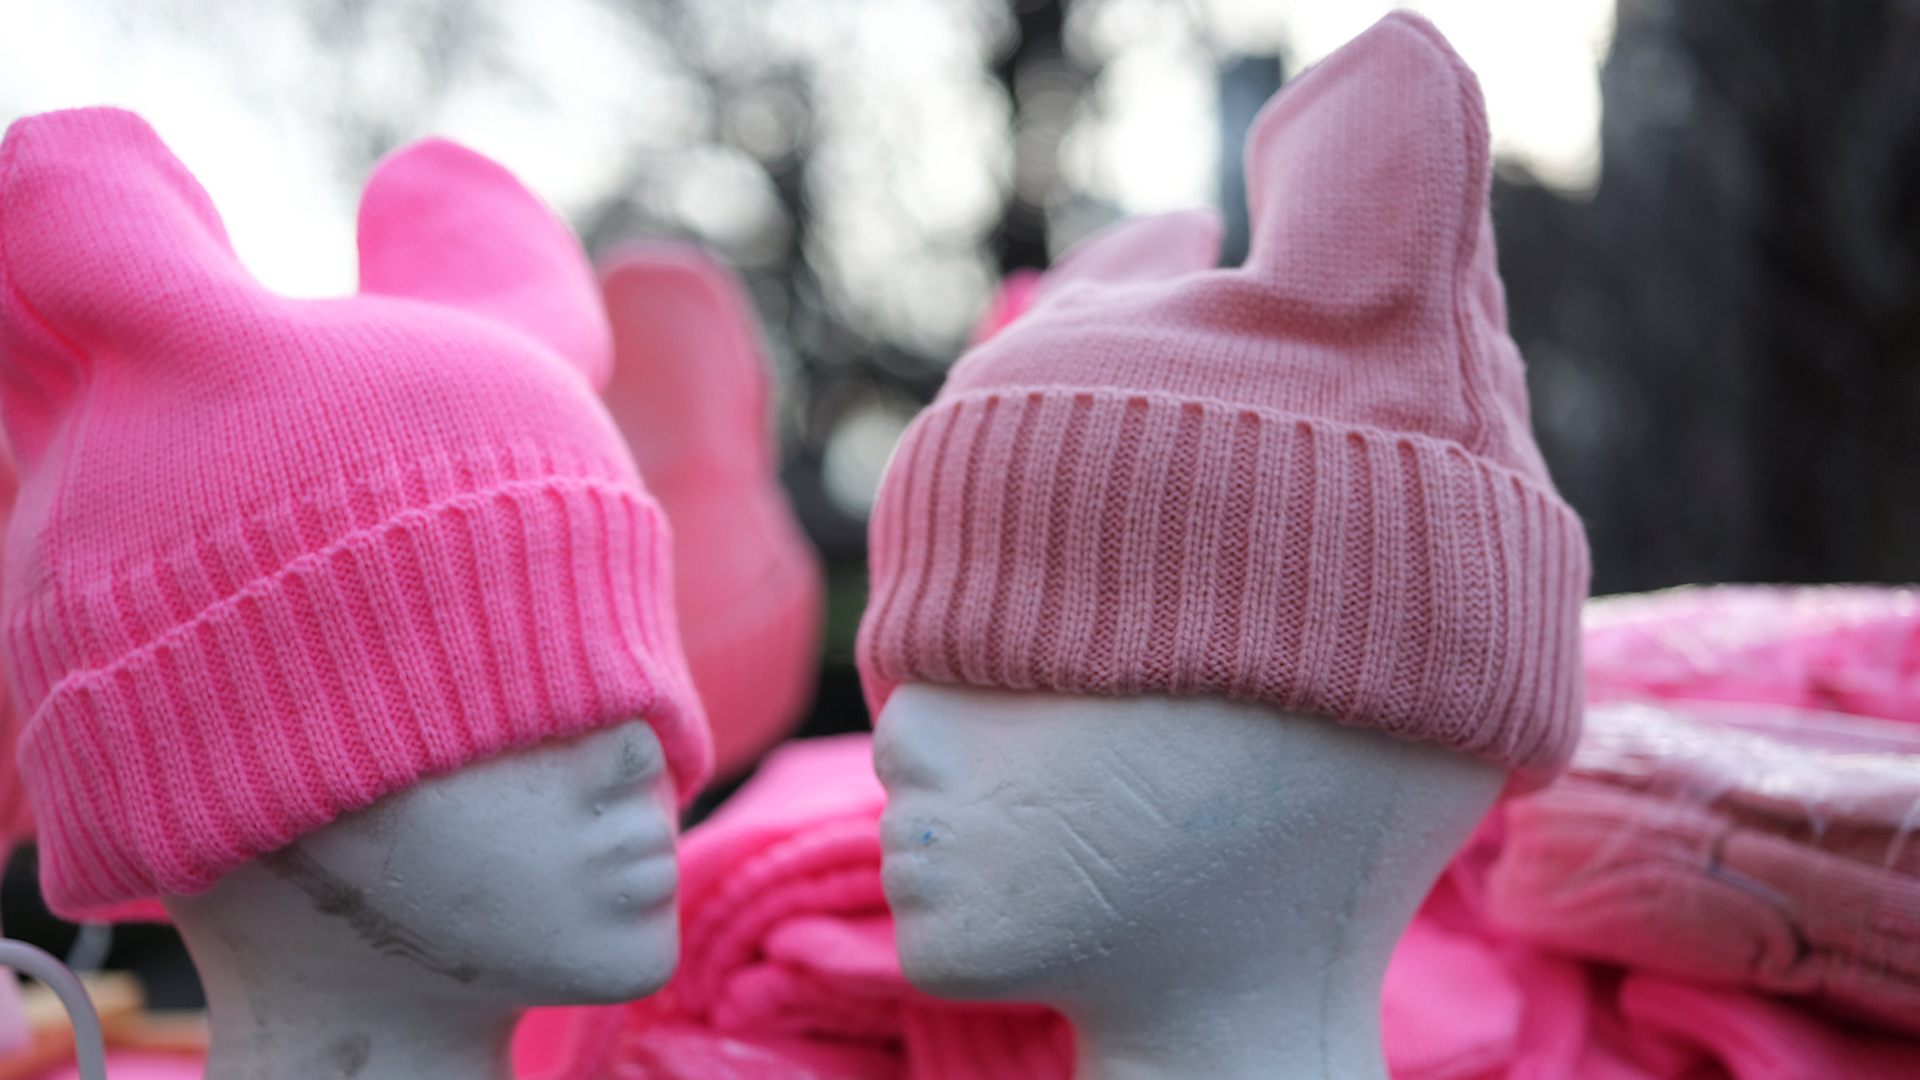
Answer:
[
  {"xmin": 858, "ymin": 12, "xmax": 1589, "ymax": 779},
  {"xmin": 599, "ymin": 243, "xmax": 823, "ymax": 782},
  {"xmin": 0, "ymin": 108, "xmax": 712, "ymax": 920}
]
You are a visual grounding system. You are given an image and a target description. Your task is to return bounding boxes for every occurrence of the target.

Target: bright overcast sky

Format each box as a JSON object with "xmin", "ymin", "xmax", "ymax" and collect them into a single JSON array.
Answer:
[{"xmin": 0, "ymin": 0, "xmax": 1615, "ymax": 301}]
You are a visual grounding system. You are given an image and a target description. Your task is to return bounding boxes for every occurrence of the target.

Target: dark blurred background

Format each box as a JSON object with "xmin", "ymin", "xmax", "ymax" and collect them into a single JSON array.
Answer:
[
  {"xmin": 2, "ymin": 0, "xmax": 1918, "ymax": 1009},
  {"xmin": 1500, "ymin": 0, "xmax": 1920, "ymax": 593}
]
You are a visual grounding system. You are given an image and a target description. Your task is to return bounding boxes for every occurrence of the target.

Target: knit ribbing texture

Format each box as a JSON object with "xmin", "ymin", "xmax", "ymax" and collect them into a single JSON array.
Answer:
[
  {"xmin": 0, "ymin": 108, "xmax": 710, "ymax": 918},
  {"xmin": 858, "ymin": 13, "xmax": 1589, "ymax": 780}
]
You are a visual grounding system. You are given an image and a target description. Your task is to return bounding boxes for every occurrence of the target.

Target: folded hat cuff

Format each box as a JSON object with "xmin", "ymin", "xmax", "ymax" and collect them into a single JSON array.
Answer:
[
  {"xmin": 19, "ymin": 477, "xmax": 709, "ymax": 920},
  {"xmin": 857, "ymin": 388, "xmax": 1587, "ymax": 784}
]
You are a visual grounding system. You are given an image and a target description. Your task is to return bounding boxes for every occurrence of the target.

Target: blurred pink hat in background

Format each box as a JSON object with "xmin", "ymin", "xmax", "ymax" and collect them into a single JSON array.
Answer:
[{"xmin": 599, "ymin": 244, "xmax": 824, "ymax": 784}]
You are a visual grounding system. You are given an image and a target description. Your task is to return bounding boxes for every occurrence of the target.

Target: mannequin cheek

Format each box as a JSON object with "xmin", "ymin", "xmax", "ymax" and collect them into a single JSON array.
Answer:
[{"xmin": 878, "ymin": 810, "xmax": 945, "ymax": 907}]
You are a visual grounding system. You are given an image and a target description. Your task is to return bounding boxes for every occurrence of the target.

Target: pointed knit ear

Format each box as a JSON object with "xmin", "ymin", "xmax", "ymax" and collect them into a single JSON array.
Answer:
[
  {"xmin": 357, "ymin": 138, "xmax": 612, "ymax": 390},
  {"xmin": 1240, "ymin": 11, "xmax": 1490, "ymax": 331},
  {"xmin": 597, "ymin": 242, "xmax": 770, "ymax": 483},
  {"xmin": 0, "ymin": 108, "xmax": 251, "ymax": 467},
  {"xmin": 1042, "ymin": 208, "xmax": 1222, "ymax": 294}
]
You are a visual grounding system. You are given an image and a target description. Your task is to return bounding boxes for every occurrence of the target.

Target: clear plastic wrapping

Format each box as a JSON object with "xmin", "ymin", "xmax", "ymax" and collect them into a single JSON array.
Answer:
[{"xmin": 1488, "ymin": 698, "xmax": 1920, "ymax": 1035}]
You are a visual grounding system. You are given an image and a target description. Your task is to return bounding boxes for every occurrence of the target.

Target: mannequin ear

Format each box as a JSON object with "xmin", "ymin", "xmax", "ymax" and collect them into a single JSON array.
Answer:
[
  {"xmin": 1240, "ymin": 11, "xmax": 1489, "ymax": 331},
  {"xmin": 357, "ymin": 138, "xmax": 612, "ymax": 389},
  {"xmin": 1042, "ymin": 208, "xmax": 1223, "ymax": 294},
  {"xmin": 597, "ymin": 243, "xmax": 771, "ymax": 483},
  {"xmin": 0, "ymin": 108, "xmax": 253, "ymax": 467}
]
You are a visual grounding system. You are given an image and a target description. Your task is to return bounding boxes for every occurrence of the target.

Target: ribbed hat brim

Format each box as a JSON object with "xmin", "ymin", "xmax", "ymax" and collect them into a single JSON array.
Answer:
[
  {"xmin": 20, "ymin": 478, "xmax": 708, "ymax": 920},
  {"xmin": 858, "ymin": 388, "xmax": 1587, "ymax": 780}
]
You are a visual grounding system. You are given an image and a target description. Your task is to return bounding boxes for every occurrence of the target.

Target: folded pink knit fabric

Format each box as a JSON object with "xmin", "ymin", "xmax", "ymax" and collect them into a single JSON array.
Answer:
[{"xmin": 1584, "ymin": 585, "xmax": 1920, "ymax": 721}]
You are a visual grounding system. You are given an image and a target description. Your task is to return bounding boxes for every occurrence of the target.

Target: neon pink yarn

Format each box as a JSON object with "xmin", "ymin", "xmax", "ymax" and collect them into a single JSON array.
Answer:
[
  {"xmin": 0, "ymin": 108, "xmax": 711, "ymax": 920},
  {"xmin": 857, "ymin": 12, "xmax": 1589, "ymax": 779},
  {"xmin": 599, "ymin": 244, "xmax": 823, "ymax": 782}
]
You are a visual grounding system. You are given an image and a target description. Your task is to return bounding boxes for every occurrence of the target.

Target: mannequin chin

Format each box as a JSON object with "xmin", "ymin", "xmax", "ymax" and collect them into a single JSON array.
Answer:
[
  {"xmin": 165, "ymin": 719, "xmax": 678, "ymax": 1080},
  {"xmin": 874, "ymin": 683, "xmax": 1505, "ymax": 1080}
]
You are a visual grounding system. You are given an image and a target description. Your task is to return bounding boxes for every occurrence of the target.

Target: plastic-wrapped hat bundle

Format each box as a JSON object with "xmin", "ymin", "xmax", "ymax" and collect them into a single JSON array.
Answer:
[
  {"xmin": 598, "ymin": 245, "xmax": 823, "ymax": 783},
  {"xmin": 857, "ymin": 11, "xmax": 1589, "ymax": 785},
  {"xmin": 1489, "ymin": 584, "xmax": 1920, "ymax": 1036},
  {"xmin": 0, "ymin": 108, "xmax": 711, "ymax": 921},
  {"xmin": 1490, "ymin": 691, "xmax": 1920, "ymax": 1035}
]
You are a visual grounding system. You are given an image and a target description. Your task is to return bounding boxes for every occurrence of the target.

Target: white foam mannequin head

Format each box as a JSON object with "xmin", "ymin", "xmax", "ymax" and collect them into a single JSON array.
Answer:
[
  {"xmin": 874, "ymin": 684, "xmax": 1504, "ymax": 1080},
  {"xmin": 164, "ymin": 719, "xmax": 678, "ymax": 1080}
]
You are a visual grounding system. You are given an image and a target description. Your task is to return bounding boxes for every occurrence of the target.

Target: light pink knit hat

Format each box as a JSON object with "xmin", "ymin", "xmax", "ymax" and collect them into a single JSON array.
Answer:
[
  {"xmin": 858, "ymin": 13, "xmax": 1589, "ymax": 780},
  {"xmin": 0, "ymin": 108, "xmax": 712, "ymax": 920},
  {"xmin": 599, "ymin": 243, "xmax": 823, "ymax": 782}
]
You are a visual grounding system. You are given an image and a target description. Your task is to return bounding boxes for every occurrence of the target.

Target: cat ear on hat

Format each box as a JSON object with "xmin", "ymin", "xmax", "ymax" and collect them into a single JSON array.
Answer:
[
  {"xmin": 1239, "ymin": 11, "xmax": 1490, "ymax": 333},
  {"xmin": 0, "ymin": 108, "xmax": 254, "ymax": 468},
  {"xmin": 357, "ymin": 138, "xmax": 612, "ymax": 390},
  {"xmin": 597, "ymin": 242, "xmax": 772, "ymax": 483}
]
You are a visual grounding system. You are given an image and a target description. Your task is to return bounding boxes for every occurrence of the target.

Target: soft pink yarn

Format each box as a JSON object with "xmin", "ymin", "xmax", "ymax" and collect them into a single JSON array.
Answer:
[
  {"xmin": 0, "ymin": 108, "xmax": 711, "ymax": 920},
  {"xmin": 599, "ymin": 243, "xmax": 823, "ymax": 783},
  {"xmin": 857, "ymin": 12, "xmax": 1589, "ymax": 780}
]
